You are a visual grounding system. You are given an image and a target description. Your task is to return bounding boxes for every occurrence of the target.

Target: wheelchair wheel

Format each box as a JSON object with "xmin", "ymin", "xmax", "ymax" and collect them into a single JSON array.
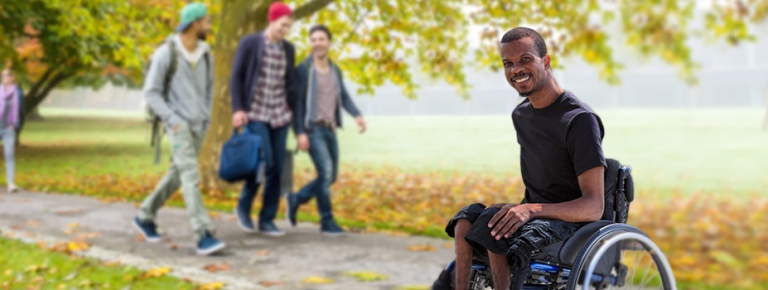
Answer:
[{"xmin": 566, "ymin": 224, "xmax": 676, "ymax": 290}]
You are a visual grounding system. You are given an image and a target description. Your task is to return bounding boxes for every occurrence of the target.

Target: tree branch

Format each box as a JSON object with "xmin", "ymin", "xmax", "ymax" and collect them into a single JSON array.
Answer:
[
  {"xmin": 24, "ymin": 72, "xmax": 69, "ymax": 115},
  {"xmin": 294, "ymin": 0, "xmax": 335, "ymax": 20},
  {"xmin": 26, "ymin": 67, "xmax": 56, "ymax": 99}
]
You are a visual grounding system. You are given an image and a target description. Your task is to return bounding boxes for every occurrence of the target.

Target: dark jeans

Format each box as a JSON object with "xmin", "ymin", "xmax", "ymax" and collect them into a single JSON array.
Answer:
[
  {"xmin": 238, "ymin": 122, "xmax": 289, "ymax": 224},
  {"xmin": 296, "ymin": 126, "xmax": 339, "ymax": 224}
]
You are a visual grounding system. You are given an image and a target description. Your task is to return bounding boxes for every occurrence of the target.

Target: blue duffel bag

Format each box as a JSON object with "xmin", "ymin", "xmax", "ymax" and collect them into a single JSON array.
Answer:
[{"xmin": 218, "ymin": 128, "xmax": 265, "ymax": 183}]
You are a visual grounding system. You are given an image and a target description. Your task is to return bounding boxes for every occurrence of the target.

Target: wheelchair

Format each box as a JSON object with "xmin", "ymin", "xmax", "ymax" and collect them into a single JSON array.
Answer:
[{"xmin": 433, "ymin": 159, "xmax": 676, "ymax": 290}]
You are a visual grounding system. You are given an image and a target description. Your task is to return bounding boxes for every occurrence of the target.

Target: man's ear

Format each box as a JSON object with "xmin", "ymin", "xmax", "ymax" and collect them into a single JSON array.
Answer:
[{"xmin": 543, "ymin": 55, "xmax": 551, "ymax": 69}]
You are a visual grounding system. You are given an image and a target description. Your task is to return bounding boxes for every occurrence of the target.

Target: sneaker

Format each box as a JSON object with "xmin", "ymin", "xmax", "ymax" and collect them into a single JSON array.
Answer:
[
  {"xmin": 132, "ymin": 217, "xmax": 162, "ymax": 243},
  {"xmin": 196, "ymin": 231, "xmax": 226, "ymax": 256},
  {"xmin": 286, "ymin": 193, "xmax": 299, "ymax": 227},
  {"xmin": 321, "ymin": 221, "xmax": 346, "ymax": 237},
  {"xmin": 234, "ymin": 206, "xmax": 255, "ymax": 233},
  {"xmin": 258, "ymin": 221, "xmax": 285, "ymax": 237},
  {"xmin": 7, "ymin": 184, "xmax": 18, "ymax": 193}
]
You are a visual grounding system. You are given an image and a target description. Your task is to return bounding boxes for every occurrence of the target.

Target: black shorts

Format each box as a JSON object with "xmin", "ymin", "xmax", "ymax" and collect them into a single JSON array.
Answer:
[{"xmin": 446, "ymin": 203, "xmax": 585, "ymax": 269}]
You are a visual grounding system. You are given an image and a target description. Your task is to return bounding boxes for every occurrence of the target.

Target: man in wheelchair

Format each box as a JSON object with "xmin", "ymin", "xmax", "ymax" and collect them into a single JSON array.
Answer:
[{"xmin": 440, "ymin": 27, "xmax": 608, "ymax": 290}]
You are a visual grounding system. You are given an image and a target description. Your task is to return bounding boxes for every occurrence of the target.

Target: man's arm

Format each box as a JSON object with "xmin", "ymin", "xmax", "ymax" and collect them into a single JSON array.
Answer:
[
  {"xmin": 337, "ymin": 67, "xmax": 361, "ymax": 118},
  {"xmin": 488, "ymin": 167, "xmax": 604, "ymax": 240},
  {"xmin": 489, "ymin": 113, "xmax": 606, "ymax": 240},
  {"xmin": 144, "ymin": 46, "xmax": 181, "ymax": 127},
  {"xmin": 230, "ymin": 36, "xmax": 250, "ymax": 113},
  {"xmin": 336, "ymin": 67, "xmax": 366, "ymax": 133},
  {"xmin": 206, "ymin": 51, "xmax": 215, "ymax": 116}
]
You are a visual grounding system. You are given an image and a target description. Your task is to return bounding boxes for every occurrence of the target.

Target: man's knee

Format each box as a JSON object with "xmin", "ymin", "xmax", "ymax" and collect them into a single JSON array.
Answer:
[{"xmin": 454, "ymin": 219, "xmax": 472, "ymax": 238}]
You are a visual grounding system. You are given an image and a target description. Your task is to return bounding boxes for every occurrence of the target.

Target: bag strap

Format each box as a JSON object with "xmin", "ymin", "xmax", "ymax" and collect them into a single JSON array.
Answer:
[{"xmin": 151, "ymin": 38, "xmax": 179, "ymax": 164}]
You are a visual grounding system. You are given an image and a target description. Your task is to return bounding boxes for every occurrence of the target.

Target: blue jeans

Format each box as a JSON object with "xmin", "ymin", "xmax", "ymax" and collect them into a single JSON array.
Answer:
[
  {"xmin": 296, "ymin": 127, "xmax": 339, "ymax": 224},
  {"xmin": 238, "ymin": 122, "xmax": 289, "ymax": 224}
]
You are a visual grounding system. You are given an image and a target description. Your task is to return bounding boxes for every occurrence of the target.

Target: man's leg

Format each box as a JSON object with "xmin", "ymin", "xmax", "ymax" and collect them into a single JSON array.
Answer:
[
  {"xmin": 454, "ymin": 219, "xmax": 474, "ymax": 290},
  {"xmin": 2, "ymin": 129, "xmax": 16, "ymax": 187},
  {"xmin": 295, "ymin": 130, "xmax": 327, "ymax": 205},
  {"xmin": 258, "ymin": 125, "xmax": 288, "ymax": 224},
  {"xmin": 488, "ymin": 251, "xmax": 511, "ymax": 290},
  {"xmin": 236, "ymin": 122, "xmax": 269, "ymax": 232},
  {"xmin": 170, "ymin": 123, "xmax": 212, "ymax": 239},
  {"xmin": 138, "ymin": 165, "xmax": 180, "ymax": 222},
  {"xmin": 308, "ymin": 129, "xmax": 335, "ymax": 224}
]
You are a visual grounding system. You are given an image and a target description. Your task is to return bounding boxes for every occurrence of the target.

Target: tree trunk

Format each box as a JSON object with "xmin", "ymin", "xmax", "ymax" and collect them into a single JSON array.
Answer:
[
  {"xmin": 199, "ymin": 0, "xmax": 333, "ymax": 193},
  {"xmin": 198, "ymin": 0, "xmax": 273, "ymax": 194}
]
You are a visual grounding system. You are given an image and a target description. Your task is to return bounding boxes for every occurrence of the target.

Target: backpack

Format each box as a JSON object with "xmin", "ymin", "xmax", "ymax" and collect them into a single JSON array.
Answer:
[{"xmin": 145, "ymin": 36, "xmax": 210, "ymax": 164}]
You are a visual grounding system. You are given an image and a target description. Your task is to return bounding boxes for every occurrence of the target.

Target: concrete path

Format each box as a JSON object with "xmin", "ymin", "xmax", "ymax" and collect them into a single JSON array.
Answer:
[{"xmin": 0, "ymin": 191, "xmax": 454, "ymax": 290}]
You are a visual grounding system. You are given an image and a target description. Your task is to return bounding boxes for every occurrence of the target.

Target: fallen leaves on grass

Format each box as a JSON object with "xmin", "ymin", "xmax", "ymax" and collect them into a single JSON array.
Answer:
[
  {"xmin": 407, "ymin": 244, "xmax": 436, "ymax": 252},
  {"xmin": 395, "ymin": 286, "xmax": 431, "ymax": 290},
  {"xmin": 343, "ymin": 271, "xmax": 388, "ymax": 282},
  {"xmin": 48, "ymin": 241, "xmax": 90, "ymax": 254},
  {"xmin": 202, "ymin": 263, "xmax": 229, "ymax": 273},
  {"xmin": 197, "ymin": 282, "xmax": 224, "ymax": 290},
  {"xmin": 139, "ymin": 267, "xmax": 171, "ymax": 279},
  {"xmin": 17, "ymin": 167, "xmax": 768, "ymax": 288},
  {"xmin": 301, "ymin": 276, "xmax": 335, "ymax": 284}
]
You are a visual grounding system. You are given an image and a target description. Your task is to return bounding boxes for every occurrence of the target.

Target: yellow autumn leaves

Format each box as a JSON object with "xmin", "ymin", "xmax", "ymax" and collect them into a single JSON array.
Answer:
[{"xmin": 14, "ymin": 167, "xmax": 768, "ymax": 288}]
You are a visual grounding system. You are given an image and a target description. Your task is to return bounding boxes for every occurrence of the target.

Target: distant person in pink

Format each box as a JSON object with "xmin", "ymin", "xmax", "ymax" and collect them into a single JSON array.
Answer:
[{"xmin": 0, "ymin": 68, "xmax": 20, "ymax": 193}]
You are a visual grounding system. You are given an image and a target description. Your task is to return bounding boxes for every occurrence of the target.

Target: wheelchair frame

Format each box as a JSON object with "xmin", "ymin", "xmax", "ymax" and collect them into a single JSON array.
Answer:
[{"xmin": 434, "ymin": 162, "xmax": 676, "ymax": 290}]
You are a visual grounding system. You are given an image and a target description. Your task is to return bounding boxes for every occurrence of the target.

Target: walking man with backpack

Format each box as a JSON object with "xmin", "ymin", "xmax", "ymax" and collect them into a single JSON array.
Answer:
[
  {"xmin": 230, "ymin": 2, "xmax": 298, "ymax": 236},
  {"xmin": 133, "ymin": 2, "xmax": 225, "ymax": 255}
]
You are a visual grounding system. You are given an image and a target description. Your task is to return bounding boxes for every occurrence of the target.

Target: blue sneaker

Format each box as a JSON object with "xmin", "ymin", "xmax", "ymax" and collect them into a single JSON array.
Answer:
[
  {"xmin": 258, "ymin": 221, "xmax": 285, "ymax": 237},
  {"xmin": 234, "ymin": 205, "xmax": 255, "ymax": 233},
  {"xmin": 286, "ymin": 193, "xmax": 299, "ymax": 227},
  {"xmin": 196, "ymin": 231, "xmax": 226, "ymax": 256},
  {"xmin": 132, "ymin": 217, "xmax": 162, "ymax": 243},
  {"xmin": 321, "ymin": 221, "xmax": 346, "ymax": 237}
]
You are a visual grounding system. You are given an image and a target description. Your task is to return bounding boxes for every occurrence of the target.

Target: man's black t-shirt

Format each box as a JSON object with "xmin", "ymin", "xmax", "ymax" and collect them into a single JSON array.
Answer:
[{"xmin": 512, "ymin": 91, "xmax": 606, "ymax": 204}]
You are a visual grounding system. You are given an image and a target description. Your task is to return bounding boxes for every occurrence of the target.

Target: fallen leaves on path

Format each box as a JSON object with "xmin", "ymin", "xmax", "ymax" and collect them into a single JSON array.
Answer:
[
  {"xmin": 258, "ymin": 281, "xmax": 283, "ymax": 287},
  {"xmin": 197, "ymin": 282, "xmax": 224, "ymax": 290},
  {"xmin": 343, "ymin": 271, "xmax": 388, "ymax": 282},
  {"xmin": 208, "ymin": 211, "xmax": 220, "ymax": 220},
  {"xmin": 53, "ymin": 208, "xmax": 82, "ymax": 216},
  {"xmin": 301, "ymin": 276, "xmax": 335, "ymax": 284},
  {"xmin": 407, "ymin": 244, "xmax": 436, "ymax": 252},
  {"xmin": 202, "ymin": 263, "xmax": 229, "ymax": 273},
  {"xmin": 26, "ymin": 220, "xmax": 39, "ymax": 227},
  {"xmin": 254, "ymin": 250, "xmax": 270, "ymax": 256},
  {"xmin": 134, "ymin": 234, "xmax": 145, "ymax": 242}
]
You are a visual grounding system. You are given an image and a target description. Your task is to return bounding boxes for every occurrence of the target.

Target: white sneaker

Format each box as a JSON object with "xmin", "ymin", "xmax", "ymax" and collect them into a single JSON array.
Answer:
[{"xmin": 8, "ymin": 184, "xmax": 18, "ymax": 193}]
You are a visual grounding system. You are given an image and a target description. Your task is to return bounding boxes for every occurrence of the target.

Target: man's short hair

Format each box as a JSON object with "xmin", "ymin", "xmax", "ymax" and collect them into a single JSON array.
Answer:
[
  {"xmin": 309, "ymin": 24, "xmax": 332, "ymax": 40},
  {"xmin": 500, "ymin": 27, "xmax": 547, "ymax": 57}
]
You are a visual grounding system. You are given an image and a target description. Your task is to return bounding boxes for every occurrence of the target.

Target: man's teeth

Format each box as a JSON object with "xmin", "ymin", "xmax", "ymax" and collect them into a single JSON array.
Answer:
[{"xmin": 515, "ymin": 76, "xmax": 530, "ymax": 83}]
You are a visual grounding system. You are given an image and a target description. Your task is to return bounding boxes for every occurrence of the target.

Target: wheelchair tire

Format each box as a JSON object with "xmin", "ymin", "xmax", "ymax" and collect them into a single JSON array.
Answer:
[{"xmin": 565, "ymin": 224, "xmax": 676, "ymax": 290}]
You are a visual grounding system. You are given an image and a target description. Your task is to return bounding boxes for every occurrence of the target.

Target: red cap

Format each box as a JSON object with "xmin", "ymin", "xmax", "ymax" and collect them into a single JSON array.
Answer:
[{"xmin": 268, "ymin": 2, "xmax": 293, "ymax": 22}]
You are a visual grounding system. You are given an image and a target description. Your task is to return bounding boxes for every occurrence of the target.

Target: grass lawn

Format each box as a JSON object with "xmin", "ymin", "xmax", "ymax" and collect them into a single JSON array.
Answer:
[
  {"xmin": 17, "ymin": 107, "xmax": 768, "ymax": 196},
  {"xmin": 0, "ymin": 237, "xmax": 196, "ymax": 290}
]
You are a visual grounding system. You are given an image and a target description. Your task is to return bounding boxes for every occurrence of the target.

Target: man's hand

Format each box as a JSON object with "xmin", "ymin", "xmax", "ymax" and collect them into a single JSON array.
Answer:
[
  {"xmin": 297, "ymin": 133, "xmax": 310, "ymax": 151},
  {"xmin": 488, "ymin": 204, "xmax": 532, "ymax": 241},
  {"xmin": 355, "ymin": 116, "xmax": 366, "ymax": 134},
  {"xmin": 232, "ymin": 110, "xmax": 249, "ymax": 128}
]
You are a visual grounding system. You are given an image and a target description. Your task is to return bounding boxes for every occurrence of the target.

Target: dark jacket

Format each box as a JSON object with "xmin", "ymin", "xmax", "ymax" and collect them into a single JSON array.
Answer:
[
  {"xmin": 294, "ymin": 56, "xmax": 361, "ymax": 135},
  {"xmin": 230, "ymin": 32, "xmax": 298, "ymax": 125}
]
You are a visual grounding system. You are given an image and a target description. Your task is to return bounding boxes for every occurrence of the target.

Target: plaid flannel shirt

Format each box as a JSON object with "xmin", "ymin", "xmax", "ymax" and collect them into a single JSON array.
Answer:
[{"xmin": 249, "ymin": 39, "xmax": 292, "ymax": 128}]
